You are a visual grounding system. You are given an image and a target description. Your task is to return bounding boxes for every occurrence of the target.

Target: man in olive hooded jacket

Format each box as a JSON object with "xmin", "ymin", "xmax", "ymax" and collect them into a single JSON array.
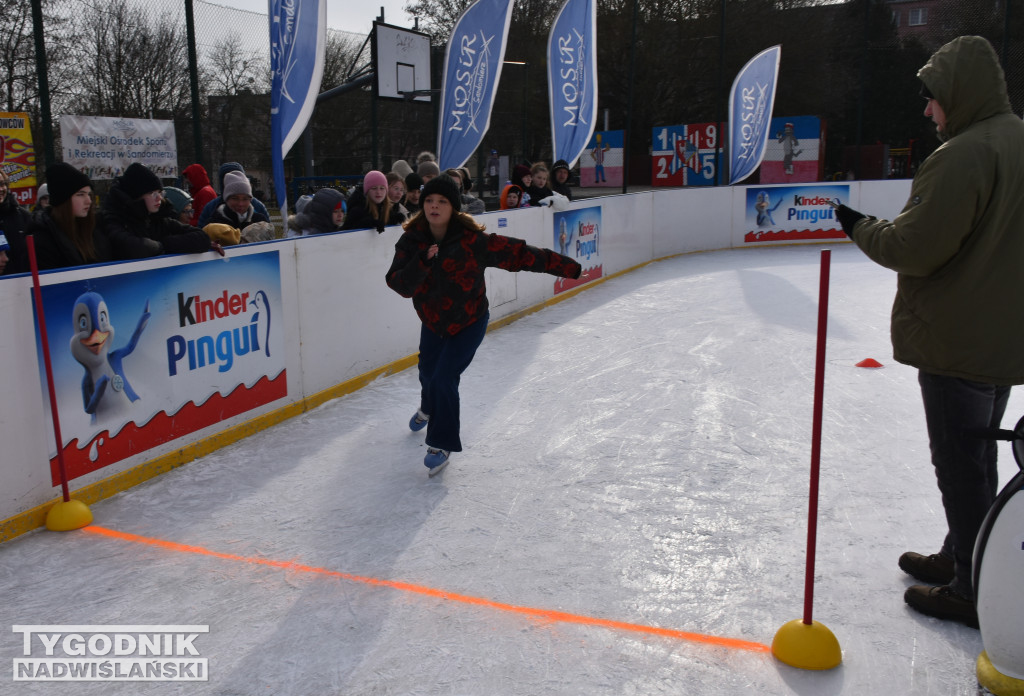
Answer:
[{"xmin": 835, "ymin": 36, "xmax": 1024, "ymax": 628}]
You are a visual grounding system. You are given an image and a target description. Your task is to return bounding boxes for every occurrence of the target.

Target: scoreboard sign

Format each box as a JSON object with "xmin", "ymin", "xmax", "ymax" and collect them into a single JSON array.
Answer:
[{"xmin": 651, "ymin": 122, "xmax": 722, "ymax": 187}]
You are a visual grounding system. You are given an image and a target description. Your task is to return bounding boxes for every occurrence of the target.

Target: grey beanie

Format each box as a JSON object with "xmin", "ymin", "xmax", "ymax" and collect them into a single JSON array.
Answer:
[{"xmin": 222, "ymin": 170, "xmax": 252, "ymax": 199}]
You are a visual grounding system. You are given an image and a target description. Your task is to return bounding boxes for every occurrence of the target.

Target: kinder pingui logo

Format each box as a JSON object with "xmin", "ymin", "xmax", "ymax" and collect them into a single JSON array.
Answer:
[{"xmin": 167, "ymin": 288, "xmax": 272, "ymax": 376}]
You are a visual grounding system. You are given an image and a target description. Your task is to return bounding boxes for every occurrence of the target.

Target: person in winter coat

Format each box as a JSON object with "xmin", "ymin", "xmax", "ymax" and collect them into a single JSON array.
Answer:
[
  {"xmin": 206, "ymin": 171, "xmax": 271, "ymax": 233},
  {"xmin": 196, "ymin": 163, "xmax": 271, "ymax": 228},
  {"xmin": 499, "ymin": 184, "xmax": 523, "ymax": 210},
  {"xmin": 0, "ymin": 168, "xmax": 33, "ymax": 274},
  {"xmin": 101, "ymin": 163, "xmax": 222, "ymax": 260},
  {"xmin": 550, "ymin": 160, "xmax": 574, "ymax": 201},
  {"xmin": 342, "ymin": 170, "xmax": 403, "ymax": 232},
  {"xmin": 404, "ymin": 172, "xmax": 423, "ymax": 216},
  {"xmin": 525, "ymin": 163, "xmax": 554, "ymax": 207},
  {"xmin": 33, "ymin": 183, "xmax": 50, "ymax": 212},
  {"xmin": 385, "ymin": 174, "xmax": 582, "ymax": 475},
  {"xmin": 181, "ymin": 164, "xmax": 216, "ymax": 227},
  {"xmin": 286, "ymin": 187, "xmax": 345, "ymax": 237},
  {"xmin": 835, "ymin": 36, "xmax": 1024, "ymax": 629},
  {"xmin": 27, "ymin": 162, "xmax": 112, "ymax": 271},
  {"xmin": 445, "ymin": 168, "xmax": 485, "ymax": 215},
  {"xmin": 509, "ymin": 164, "xmax": 532, "ymax": 207},
  {"xmin": 386, "ymin": 172, "xmax": 410, "ymax": 222}
]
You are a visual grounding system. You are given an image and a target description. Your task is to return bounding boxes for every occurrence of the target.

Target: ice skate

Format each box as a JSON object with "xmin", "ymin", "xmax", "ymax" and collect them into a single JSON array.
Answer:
[
  {"xmin": 409, "ymin": 409, "xmax": 429, "ymax": 432},
  {"xmin": 424, "ymin": 447, "xmax": 450, "ymax": 476}
]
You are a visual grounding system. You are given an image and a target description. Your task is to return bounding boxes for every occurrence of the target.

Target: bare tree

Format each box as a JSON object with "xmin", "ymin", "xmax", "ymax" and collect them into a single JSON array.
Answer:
[{"xmin": 70, "ymin": 0, "xmax": 190, "ymax": 118}]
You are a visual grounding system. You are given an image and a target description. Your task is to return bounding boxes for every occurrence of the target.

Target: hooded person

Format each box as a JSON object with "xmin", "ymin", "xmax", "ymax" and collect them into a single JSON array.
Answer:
[
  {"xmin": 550, "ymin": 160, "xmax": 574, "ymax": 201},
  {"xmin": 101, "ymin": 162, "xmax": 221, "ymax": 260},
  {"xmin": 27, "ymin": 162, "xmax": 113, "ymax": 271},
  {"xmin": 385, "ymin": 173, "xmax": 582, "ymax": 475},
  {"xmin": 287, "ymin": 187, "xmax": 346, "ymax": 237},
  {"xmin": 181, "ymin": 163, "xmax": 216, "ymax": 226},
  {"xmin": 196, "ymin": 162, "xmax": 271, "ymax": 227},
  {"xmin": 499, "ymin": 184, "xmax": 523, "ymax": 211},
  {"xmin": 342, "ymin": 170, "xmax": 404, "ymax": 232},
  {"xmin": 206, "ymin": 170, "xmax": 270, "ymax": 234},
  {"xmin": 161, "ymin": 187, "xmax": 193, "ymax": 224},
  {"xmin": 835, "ymin": 35, "xmax": 1024, "ymax": 628}
]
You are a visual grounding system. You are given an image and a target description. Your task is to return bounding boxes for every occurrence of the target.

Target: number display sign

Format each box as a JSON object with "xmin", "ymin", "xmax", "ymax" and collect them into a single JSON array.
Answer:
[{"xmin": 651, "ymin": 123, "xmax": 722, "ymax": 187}]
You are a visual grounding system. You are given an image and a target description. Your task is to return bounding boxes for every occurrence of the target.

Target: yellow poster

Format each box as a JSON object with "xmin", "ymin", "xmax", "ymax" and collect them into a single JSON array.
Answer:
[{"xmin": 0, "ymin": 111, "xmax": 38, "ymax": 206}]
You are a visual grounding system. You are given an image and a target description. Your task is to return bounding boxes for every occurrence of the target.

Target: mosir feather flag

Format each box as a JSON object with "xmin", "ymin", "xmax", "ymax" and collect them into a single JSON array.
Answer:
[
  {"xmin": 547, "ymin": 0, "xmax": 598, "ymax": 168},
  {"xmin": 728, "ymin": 45, "xmax": 781, "ymax": 185},
  {"xmin": 270, "ymin": 0, "xmax": 327, "ymax": 219},
  {"xmin": 437, "ymin": 0, "xmax": 514, "ymax": 172}
]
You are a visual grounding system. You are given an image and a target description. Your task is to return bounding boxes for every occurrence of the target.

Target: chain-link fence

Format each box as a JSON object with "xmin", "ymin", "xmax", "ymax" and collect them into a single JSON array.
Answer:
[{"xmin": 5, "ymin": 0, "xmax": 1022, "ymax": 197}]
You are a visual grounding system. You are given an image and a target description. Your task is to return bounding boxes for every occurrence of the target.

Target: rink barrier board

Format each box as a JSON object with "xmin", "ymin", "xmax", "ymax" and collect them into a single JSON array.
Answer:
[{"xmin": 0, "ymin": 180, "xmax": 911, "ymax": 543}]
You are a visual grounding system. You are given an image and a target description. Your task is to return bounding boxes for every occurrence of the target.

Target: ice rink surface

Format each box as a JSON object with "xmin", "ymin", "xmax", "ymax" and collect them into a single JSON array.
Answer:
[{"xmin": 3, "ymin": 243, "xmax": 1020, "ymax": 695}]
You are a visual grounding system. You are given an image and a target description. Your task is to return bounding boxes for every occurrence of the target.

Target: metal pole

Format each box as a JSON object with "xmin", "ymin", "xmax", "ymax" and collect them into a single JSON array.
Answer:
[
  {"xmin": 714, "ymin": 0, "xmax": 725, "ymax": 186},
  {"xmin": 30, "ymin": 0, "xmax": 55, "ymax": 167},
  {"xmin": 184, "ymin": 0, "xmax": 204, "ymax": 165},
  {"xmin": 623, "ymin": 0, "xmax": 639, "ymax": 194}
]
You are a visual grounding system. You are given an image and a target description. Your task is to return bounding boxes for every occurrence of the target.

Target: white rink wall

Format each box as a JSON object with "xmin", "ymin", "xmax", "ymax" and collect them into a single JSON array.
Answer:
[{"xmin": 0, "ymin": 180, "xmax": 911, "ymax": 533}]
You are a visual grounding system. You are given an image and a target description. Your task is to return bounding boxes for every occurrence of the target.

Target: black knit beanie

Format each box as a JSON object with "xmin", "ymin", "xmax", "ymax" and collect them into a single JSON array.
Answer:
[
  {"xmin": 119, "ymin": 163, "xmax": 164, "ymax": 199},
  {"xmin": 405, "ymin": 172, "xmax": 423, "ymax": 192},
  {"xmin": 46, "ymin": 162, "xmax": 92, "ymax": 208},
  {"xmin": 420, "ymin": 174, "xmax": 462, "ymax": 212}
]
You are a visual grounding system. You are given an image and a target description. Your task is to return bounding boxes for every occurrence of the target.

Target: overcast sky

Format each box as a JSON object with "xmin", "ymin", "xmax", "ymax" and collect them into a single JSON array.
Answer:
[{"xmin": 211, "ymin": 0, "xmax": 416, "ymax": 36}]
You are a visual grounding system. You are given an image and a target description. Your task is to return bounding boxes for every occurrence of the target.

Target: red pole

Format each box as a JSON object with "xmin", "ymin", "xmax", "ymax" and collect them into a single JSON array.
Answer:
[
  {"xmin": 803, "ymin": 249, "xmax": 830, "ymax": 625},
  {"xmin": 26, "ymin": 235, "xmax": 71, "ymax": 503}
]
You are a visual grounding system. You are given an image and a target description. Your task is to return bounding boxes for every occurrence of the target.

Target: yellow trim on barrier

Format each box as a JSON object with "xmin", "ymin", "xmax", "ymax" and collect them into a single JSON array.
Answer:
[{"xmin": 0, "ymin": 256, "xmax": 670, "ymax": 544}]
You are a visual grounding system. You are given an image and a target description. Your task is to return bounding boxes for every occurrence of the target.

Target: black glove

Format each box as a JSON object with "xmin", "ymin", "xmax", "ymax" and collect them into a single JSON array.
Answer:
[{"xmin": 835, "ymin": 204, "xmax": 866, "ymax": 238}]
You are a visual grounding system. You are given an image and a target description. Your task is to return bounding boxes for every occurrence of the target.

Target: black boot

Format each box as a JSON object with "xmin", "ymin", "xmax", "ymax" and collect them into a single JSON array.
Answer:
[{"xmin": 898, "ymin": 551, "xmax": 955, "ymax": 585}]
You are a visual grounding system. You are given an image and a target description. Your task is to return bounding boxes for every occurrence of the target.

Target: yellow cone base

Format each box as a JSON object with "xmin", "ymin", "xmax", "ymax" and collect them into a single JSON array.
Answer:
[
  {"xmin": 45, "ymin": 499, "xmax": 93, "ymax": 532},
  {"xmin": 978, "ymin": 651, "xmax": 1024, "ymax": 696},
  {"xmin": 772, "ymin": 619, "xmax": 842, "ymax": 670}
]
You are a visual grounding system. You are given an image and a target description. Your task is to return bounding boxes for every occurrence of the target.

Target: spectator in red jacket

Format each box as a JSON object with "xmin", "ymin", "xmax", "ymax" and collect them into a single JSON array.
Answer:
[
  {"xmin": 385, "ymin": 174, "xmax": 581, "ymax": 476},
  {"xmin": 182, "ymin": 164, "xmax": 216, "ymax": 227}
]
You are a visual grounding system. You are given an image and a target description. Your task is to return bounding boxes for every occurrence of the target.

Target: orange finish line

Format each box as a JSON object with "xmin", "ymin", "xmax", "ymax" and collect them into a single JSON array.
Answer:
[{"xmin": 83, "ymin": 525, "xmax": 770, "ymax": 654}]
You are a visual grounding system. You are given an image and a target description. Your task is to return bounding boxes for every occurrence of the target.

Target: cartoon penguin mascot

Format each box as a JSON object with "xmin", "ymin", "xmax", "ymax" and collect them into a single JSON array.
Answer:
[
  {"xmin": 973, "ymin": 414, "xmax": 1024, "ymax": 695},
  {"xmin": 249, "ymin": 290, "xmax": 271, "ymax": 357},
  {"xmin": 69, "ymin": 292, "xmax": 151, "ymax": 423}
]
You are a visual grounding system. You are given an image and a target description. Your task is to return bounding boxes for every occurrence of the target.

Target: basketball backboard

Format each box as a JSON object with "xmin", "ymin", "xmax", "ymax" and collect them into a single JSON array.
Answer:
[{"xmin": 372, "ymin": 22, "xmax": 432, "ymax": 102}]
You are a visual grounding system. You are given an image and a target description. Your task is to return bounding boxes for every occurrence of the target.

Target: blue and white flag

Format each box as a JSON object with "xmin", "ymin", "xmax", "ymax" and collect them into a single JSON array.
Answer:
[
  {"xmin": 437, "ymin": 0, "xmax": 514, "ymax": 172},
  {"xmin": 270, "ymin": 0, "xmax": 327, "ymax": 219},
  {"xmin": 728, "ymin": 45, "xmax": 781, "ymax": 185},
  {"xmin": 547, "ymin": 0, "xmax": 597, "ymax": 169}
]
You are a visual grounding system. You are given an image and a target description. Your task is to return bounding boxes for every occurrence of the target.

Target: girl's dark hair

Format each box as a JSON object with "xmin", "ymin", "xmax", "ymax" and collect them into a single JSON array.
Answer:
[
  {"xmin": 49, "ymin": 196, "xmax": 99, "ymax": 262},
  {"xmin": 402, "ymin": 208, "xmax": 485, "ymax": 234}
]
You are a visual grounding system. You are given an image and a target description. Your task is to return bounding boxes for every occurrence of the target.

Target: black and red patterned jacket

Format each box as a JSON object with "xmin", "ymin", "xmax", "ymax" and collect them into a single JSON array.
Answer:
[{"xmin": 386, "ymin": 218, "xmax": 582, "ymax": 336}]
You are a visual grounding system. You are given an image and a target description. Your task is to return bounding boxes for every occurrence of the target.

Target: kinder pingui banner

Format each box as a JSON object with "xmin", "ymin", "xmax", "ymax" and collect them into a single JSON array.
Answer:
[
  {"xmin": 0, "ymin": 112, "xmax": 38, "ymax": 206},
  {"xmin": 32, "ymin": 252, "xmax": 287, "ymax": 484},
  {"xmin": 554, "ymin": 205, "xmax": 602, "ymax": 293},
  {"xmin": 743, "ymin": 184, "xmax": 848, "ymax": 244},
  {"xmin": 651, "ymin": 123, "xmax": 722, "ymax": 187},
  {"xmin": 59, "ymin": 115, "xmax": 178, "ymax": 180}
]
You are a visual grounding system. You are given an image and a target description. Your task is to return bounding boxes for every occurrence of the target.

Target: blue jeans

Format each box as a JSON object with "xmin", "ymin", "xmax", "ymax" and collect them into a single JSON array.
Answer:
[
  {"xmin": 418, "ymin": 311, "xmax": 489, "ymax": 452},
  {"xmin": 918, "ymin": 371, "xmax": 1011, "ymax": 598}
]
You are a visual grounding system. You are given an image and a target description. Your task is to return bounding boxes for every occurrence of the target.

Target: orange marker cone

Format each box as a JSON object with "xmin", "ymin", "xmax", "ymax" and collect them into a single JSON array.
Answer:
[{"xmin": 855, "ymin": 358, "xmax": 883, "ymax": 368}]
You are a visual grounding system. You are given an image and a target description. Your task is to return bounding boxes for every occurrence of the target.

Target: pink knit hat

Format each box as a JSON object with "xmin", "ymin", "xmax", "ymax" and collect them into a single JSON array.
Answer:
[{"xmin": 363, "ymin": 170, "xmax": 388, "ymax": 192}]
